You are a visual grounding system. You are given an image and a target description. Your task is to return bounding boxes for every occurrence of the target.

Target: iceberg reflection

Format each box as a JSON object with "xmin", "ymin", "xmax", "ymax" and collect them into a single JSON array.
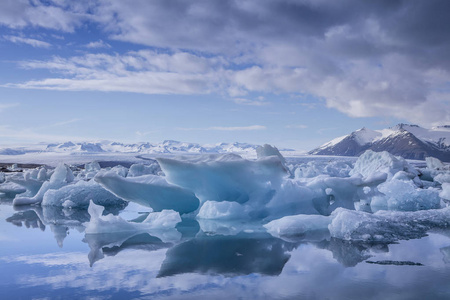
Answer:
[{"xmin": 158, "ymin": 232, "xmax": 297, "ymax": 277}]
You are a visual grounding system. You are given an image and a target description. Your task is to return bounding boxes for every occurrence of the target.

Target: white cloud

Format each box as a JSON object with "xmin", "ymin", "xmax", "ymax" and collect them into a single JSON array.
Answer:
[
  {"xmin": 0, "ymin": 0, "xmax": 88, "ymax": 32},
  {"xmin": 2, "ymin": 1, "xmax": 450, "ymax": 127},
  {"xmin": 3, "ymin": 35, "xmax": 51, "ymax": 48},
  {"xmin": 84, "ymin": 40, "xmax": 111, "ymax": 49},
  {"xmin": 5, "ymin": 50, "xmax": 224, "ymax": 95},
  {"xmin": 232, "ymin": 98, "xmax": 267, "ymax": 106}
]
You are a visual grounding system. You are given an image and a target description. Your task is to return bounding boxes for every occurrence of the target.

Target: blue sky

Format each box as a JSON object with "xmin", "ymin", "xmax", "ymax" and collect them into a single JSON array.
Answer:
[{"xmin": 1, "ymin": 0, "xmax": 449, "ymax": 150}]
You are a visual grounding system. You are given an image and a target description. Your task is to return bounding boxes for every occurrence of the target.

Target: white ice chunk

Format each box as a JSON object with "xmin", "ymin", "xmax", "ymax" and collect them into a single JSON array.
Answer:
[
  {"xmin": 94, "ymin": 170, "xmax": 199, "ymax": 214},
  {"xmin": 329, "ymin": 206, "xmax": 450, "ymax": 242},
  {"xmin": 256, "ymin": 144, "xmax": 287, "ymax": 165},
  {"xmin": 37, "ymin": 168, "xmax": 47, "ymax": 181},
  {"xmin": 142, "ymin": 209, "xmax": 182, "ymax": 228},
  {"xmin": 375, "ymin": 179, "xmax": 441, "ymax": 211},
  {"xmin": 23, "ymin": 167, "xmax": 48, "ymax": 181},
  {"xmin": 197, "ymin": 201, "xmax": 248, "ymax": 220},
  {"xmin": 85, "ymin": 161, "xmax": 101, "ymax": 172},
  {"xmin": 127, "ymin": 163, "xmax": 160, "ymax": 177},
  {"xmin": 77, "ymin": 161, "xmax": 102, "ymax": 180},
  {"xmin": 50, "ymin": 163, "xmax": 74, "ymax": 184},
  {"xmin": 0, "ymin": 181, "xmax": 27, "ymax": 197},
  {"xmin": 13, "ymin": 163, "xmax": 74, "ymax": 206},
  {"xmin": 84, "ymin": 200, "xmax": 181, "ymax": 242},
  {"xmin": 440, "ymin": 183, "xmax": 450, "ymax": 201},
  {"xmin": 426, "ymin": 156, "xmax": 447, "ymax": 170},
  {"xmin": 295, "ymin": 160, "xmax": 352, "ymax": 178},
  {"xmin": 42, "ymin": 180, "xmax": 125, "ymax": 208},
  {"xmin": 350, "ymin": 150, "xmax": 418, "ymax": 180},
  {"xmin": 434, "ymin": 173, "xmax": 450, "ymax": 184},
  {"xmin": 328, "ymin": 207, "xmax": 450, "ymax": 242},
  {"xmin": 264, "ymin": 214, "xmax": 331, "ymax": 239}
]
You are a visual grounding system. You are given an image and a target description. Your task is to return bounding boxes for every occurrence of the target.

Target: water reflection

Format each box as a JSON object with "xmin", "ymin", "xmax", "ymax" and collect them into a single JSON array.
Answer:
[
  {"xmin": 315, "ymin": 238, "xmax": 389, "ymax": 267},
  {"xmin": 1, "ymin": 203, "xmax": 450, "ymax": 300},
  {"xmin": 84, "ymin": 232, "xmax": 172, "ymax": 267},
  {"xmin": 3, "ymin": 203, "xmax": 450, "ymax": 278},
  {"xmin": 158, "ymin": 232, "xmax": 297, "ymax": 277}
]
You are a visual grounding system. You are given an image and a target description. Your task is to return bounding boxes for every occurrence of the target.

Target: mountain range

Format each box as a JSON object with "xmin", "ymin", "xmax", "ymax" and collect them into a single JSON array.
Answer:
[
  {"xmin": 309, "ymin": 124, "xmax": 450, "ymax": 162},
  {"xmin": 2, "ymin": 124, "xmax": 449, "ymax": 162},
  {"xmin": 0, "ymin": 140, "xmax": 295, "ymax": 158}
]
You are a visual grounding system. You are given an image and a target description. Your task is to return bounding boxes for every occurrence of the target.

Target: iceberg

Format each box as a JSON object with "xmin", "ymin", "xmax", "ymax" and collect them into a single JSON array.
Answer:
[
  {"xmin": 350, "ymin": 150, "xmax": 418, "ymax": 180},
  {"xmin": 13, "ymin": 163, "xmax": 74, "ymax": 206},
  {"xmin": 84, "ymin": 201, "xmax": 182, "ymax": 243},
  {"xmin": 372, "ymin": 179, "xmax": 441, "ymax": 211},
  {"xmin": 440, "ymin": 183, "xmax": 450, "ymax": 201},
  {"xmin": 329, "ymin": 206, "xmax": 450, "ymax": 242},
  {"xmin": 42, "ymin": 180, "xmax": 126, "ymax": 208},
  {"xmin": 426, "ymin": 156, "xmax": 448, "ymax": 170},
  {"xmin": 265, "ymin": 206, "xmax": 450, "ymax": 244},
  {"xmin": 157, "ymin": 154, "xmax": 288, "ymax": 205},
  {"xmin": 94, "ymin": 170, "xmax": 199, "ymax": 214},
  {"xmin": 264, "ymin": 214, "xmax": 331, "ymax": 239},
  {"xmin": 76, "ymin": 161, "xmax": 101, "ymax": 180},
  {"xmin": 0, "ymin": 181, "xmax": 27, "ymax": 198},
  {"xmin": 294, "ymin": 160, "xmax": 353, "ymax": 178}
]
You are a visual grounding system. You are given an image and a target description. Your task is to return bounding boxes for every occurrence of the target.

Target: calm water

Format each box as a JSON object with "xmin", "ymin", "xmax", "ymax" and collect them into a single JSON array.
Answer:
[{"xmin": 1, "ymin": 200, "xmax": 449, "ymax": 300}]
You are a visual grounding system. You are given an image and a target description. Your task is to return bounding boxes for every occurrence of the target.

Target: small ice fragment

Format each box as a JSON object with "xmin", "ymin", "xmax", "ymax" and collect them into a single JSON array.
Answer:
[
  {"xmin": 264, "ymin": 214, "xmax": 332, "ymax": 238},
  {"xmin": 426, "ymin": 157, "xmax": 447, "ymax": 170}
]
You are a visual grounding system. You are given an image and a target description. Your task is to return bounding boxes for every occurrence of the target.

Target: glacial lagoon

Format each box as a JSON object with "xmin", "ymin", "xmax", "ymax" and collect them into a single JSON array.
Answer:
[
  {"xmin": 1, "ymin": 201, "xmax": 450, "ymax": 299},
  {"xmin": 1, "ymin": 152, "xmax": 450, "ymax": 299}
]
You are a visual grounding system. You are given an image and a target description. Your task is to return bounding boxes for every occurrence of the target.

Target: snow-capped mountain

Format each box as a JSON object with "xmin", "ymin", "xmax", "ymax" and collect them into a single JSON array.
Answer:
[
  {"xmin": 2, "ymin": 140, "xmax": 267, "ymax": 157},
  {"xmin": 309, "ymin": 124, "xmax": 450, "ymax": 161}
]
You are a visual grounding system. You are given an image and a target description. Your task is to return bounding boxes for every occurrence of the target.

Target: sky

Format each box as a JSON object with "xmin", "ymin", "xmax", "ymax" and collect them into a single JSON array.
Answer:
[{"xmin": 0, "ymin": 0, "xmax": 449, "ymax": 151}]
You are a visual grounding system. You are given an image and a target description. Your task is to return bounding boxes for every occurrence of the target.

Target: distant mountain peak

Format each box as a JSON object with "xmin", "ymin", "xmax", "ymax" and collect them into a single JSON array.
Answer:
[{"xmin": 309, "ymin": 125, "xmax": 450, "ymax": 162}]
